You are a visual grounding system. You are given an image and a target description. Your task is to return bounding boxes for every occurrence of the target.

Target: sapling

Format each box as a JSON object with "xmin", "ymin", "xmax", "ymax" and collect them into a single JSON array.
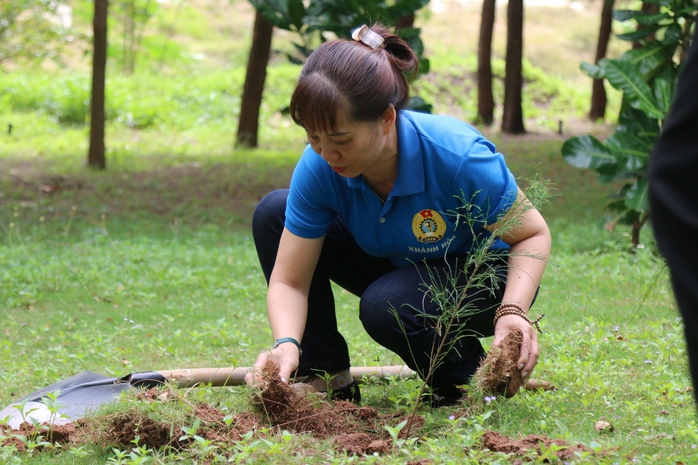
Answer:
[
  {"xmin": 40, "ymin": 390, "xmax": 69, "ymax": 440},
  {"xmin": 392, "ymin": 176, "xmax": 551, "ymax": 436}
]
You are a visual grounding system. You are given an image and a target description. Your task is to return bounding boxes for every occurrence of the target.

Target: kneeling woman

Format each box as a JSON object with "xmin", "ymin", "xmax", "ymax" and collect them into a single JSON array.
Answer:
[{"xmin": 245, "ymin": 24, "xmax": 551, "ymax": 405}]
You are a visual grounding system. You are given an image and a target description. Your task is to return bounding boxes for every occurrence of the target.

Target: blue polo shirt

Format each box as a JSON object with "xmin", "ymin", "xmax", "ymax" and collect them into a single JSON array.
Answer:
[{"xmin": 285, "ymin": 110, "xmax": 518, "ymax": 267}]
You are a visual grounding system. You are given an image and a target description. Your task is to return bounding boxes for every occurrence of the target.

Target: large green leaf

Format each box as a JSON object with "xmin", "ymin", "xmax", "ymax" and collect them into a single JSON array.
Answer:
[
  {"xmin": 652, "ymin": 66, "xmax": 678, "ymax": 116},
  {"xmin": 621, "ymin": 42, "xmax": 673, "ymax": 79},
  {"xmin": 287, "ymin": 0, "xmax": 306, "ymax": 30},
  {"xmin": 617, "ymin": 101, "xmax": 660, "ymax": 136},
  {"xmin": 604, "ymin": 132, "xmax": 651, "ymax": 173},
  {"xmin": 628, "ymin": 0, "xmax": 673, "ymax": 7},
  {"xmin": 249, "ymin": 0, "xmax": 294, "ymax": 29},
  {"xmin": 561, "ymin": 135, "xmax": 618, "ymax": 177},
  {"xmin": 581, "ymin": 62, "xmax": 604, "ymax": 79},
  {"xmin": 612, "ymin": 9, "xmax": 638, "ymax": 22},
  {"xmin": 600, "ymin": 59, "xmax": 663, "ymax": 118},
  {"xmin": 661, "ymin": 23, "xmax": 683, "ymax": 46},
  {"xmin": 634, "ymin": 12, "xmax": 671, "ymax": 25},
  {"xmin": 386, "ymin": 0, "xmax": 430, "ymax": 19},
  {"xmin": 675, "ymin": 5, "xmax": 698, "ymax": 17},
  {"xmin": 616, "ymin": 23, "xmax": 663, "ymax": 42},
  {"xmin": 612, "ymin": 9, "xmax": 670, "ymax": 25},
  {"xmin": 625, "ymin": 177, "xmax": 649, "ymax": 212}
]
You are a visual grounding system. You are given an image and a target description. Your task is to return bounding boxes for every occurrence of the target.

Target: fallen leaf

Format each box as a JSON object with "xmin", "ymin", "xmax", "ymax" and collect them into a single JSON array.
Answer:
[
  {"xmin": 524, "ymin": 379, "xmax": 556, "ymax": 391},
  {"xmin": 594, "ymin": 421, "xmax": 614, "ymax": 433}
]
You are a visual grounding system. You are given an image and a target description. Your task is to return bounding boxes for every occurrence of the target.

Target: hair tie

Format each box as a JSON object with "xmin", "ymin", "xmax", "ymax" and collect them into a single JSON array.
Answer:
[{"xmin": 351, "ymin": 25, "xmax": 384, "ymax": 50}]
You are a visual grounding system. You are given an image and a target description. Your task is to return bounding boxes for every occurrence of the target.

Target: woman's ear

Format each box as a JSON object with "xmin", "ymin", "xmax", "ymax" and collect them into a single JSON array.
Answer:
[{"xmin": 381, "ymin": 105, "xmax": 397, "ymax": 134}]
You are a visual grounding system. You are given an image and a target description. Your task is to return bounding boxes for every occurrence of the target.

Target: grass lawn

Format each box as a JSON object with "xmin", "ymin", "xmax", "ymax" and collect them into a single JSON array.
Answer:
[
  {"xmin": 1, "ymin": 131, "xmax": 695, "ymax": 463},
  {"xmin": 1, "ymin": 0, "xmax": 696, "ymax": 462}
]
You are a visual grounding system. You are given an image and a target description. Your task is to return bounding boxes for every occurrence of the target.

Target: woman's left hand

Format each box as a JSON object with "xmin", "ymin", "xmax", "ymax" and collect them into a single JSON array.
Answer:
[{"xmin": 492, "ymin": 314, "xmax": 539, "ymax": 380}]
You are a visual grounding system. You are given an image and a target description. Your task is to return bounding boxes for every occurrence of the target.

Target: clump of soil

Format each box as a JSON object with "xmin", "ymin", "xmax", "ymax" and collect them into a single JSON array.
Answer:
[
  {"xmin": 474, "ymin": 329, "xmax": 525, "ymax": 398},
  {"xmin": 106, "ymin": 411, "xmax": 178, "ymax": 449},
  {"xmin": 334, "ymin": 433, "xmax": 391, "ymax": 455},
  {"xmin": 0, "ymin": 421, "xmax": 84, "ymax": 453},
  {"xmin": 251, "ymin": 358, "xmax": 419, "ymax": 447},
  {"xmin": 481, "ymin": 430, "xmax": 590, "ymax": 460}
]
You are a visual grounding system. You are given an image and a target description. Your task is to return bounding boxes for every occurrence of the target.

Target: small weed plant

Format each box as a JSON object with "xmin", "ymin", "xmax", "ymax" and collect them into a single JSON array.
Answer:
[{"xmin": 393, "ymin": 176, "xmax": 552, "ymax": 436}]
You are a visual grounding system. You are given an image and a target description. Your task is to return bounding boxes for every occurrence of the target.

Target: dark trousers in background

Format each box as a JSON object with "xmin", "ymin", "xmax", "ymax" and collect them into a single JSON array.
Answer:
[
  {"xmin": 252, "ymin": 189, "xmax": 507, "ymax": 390},
  {"xmin": 649, "ymin": 28, "xmax": 698, "ymax": 399}
]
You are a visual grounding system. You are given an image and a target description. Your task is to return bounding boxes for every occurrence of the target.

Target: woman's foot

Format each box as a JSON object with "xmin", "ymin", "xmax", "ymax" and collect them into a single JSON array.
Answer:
[
  {"xmin": 426, "ymin": 385, "xmax": 464, "ymax": 407},
  {"xmin": 293, "ymin": 369, "xmax": 362, "ymax": 403},
  {"xmin": 329, "ymin": 380, "xmax": 361, "ymax": 403}
]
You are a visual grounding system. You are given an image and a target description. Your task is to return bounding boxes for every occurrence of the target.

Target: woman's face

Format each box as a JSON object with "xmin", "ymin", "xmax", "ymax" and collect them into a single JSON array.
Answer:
[{"xmin": 304, "ymin": 111, "xmax": 393, "ymax": 178}]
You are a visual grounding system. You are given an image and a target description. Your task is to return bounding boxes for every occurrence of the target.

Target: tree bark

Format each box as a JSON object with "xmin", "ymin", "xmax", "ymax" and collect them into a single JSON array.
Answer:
[
  {"xmin": 395, "ymin": 14, "xmax": 415, "ymax": 29},
  {"xmin": 589, "ymin": 0, "xmax": 614, "ymax": 121},
  {"xmin": 236, "ymin": 10, "xmax": 273, "ymax": 149},
  {"xmin": 88, "ymin": 0, "xmax": 108, "ymax": 170},
  {"xmin": 477, "ymin": 0, "xmax": 496, "ymax": 125},
  {"xmin": 501, "ymin": 0, "xmax": 525, "ymax": 134}
]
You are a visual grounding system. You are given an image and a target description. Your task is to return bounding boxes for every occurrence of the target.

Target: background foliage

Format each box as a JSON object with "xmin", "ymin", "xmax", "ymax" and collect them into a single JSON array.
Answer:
[{"xmin": 562, "ymin": 1, "xmax": 697, "ymax": 246}]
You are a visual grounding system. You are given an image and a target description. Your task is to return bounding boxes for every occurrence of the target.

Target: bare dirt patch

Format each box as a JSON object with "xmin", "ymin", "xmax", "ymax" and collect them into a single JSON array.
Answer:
[
  {"xmin": 0, "ymin": 358, "xmax": 587, "ymax": 461},
  {"xmin": 0, "ymin": 157, "xmax": 292, "ymax": 229},
  {"xmin": 481, "ymin": 430, "xmax": 591, "ymax": 460}
]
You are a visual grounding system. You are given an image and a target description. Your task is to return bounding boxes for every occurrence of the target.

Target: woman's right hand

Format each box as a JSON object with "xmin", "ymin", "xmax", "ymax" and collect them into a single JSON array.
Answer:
[{"xmin": 243, "ymin": 343, "xmax": 301, "ymax": 386}]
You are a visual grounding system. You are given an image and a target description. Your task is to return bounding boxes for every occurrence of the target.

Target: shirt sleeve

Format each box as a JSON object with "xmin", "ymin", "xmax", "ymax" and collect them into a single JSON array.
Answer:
[
  {"xmin": 285, "ymin": 147, "xmax": 337, "ymax": 239},
  {"xmin": 454, "ymin": 138, "xmax": 518, "ymax": 226}
]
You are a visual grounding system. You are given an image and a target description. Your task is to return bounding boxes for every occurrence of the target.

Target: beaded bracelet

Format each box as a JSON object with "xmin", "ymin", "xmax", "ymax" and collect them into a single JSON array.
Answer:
[{"xmin": 493, "ymin": 303, "xmax": 545, "ymax": 334}]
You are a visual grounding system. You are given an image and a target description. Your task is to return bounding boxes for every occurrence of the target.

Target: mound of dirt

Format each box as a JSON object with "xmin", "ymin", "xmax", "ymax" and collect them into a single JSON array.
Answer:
[
  {"xmin": 0, "ymin": 421, "xmax": 83, "ymax": 453},
  {"xmin": 474, "ymin": 329, "xmax": 525, "ymax": 398},
  {"xmin": 0, "ymin": 358, "xmax": 593, "ymax": 461},
  {"xmin": 481, "ymin": 430, "xmax": 590, "ymax": 460},
  {"xmin": 334, "ymin": 433, "xmax": 391, "ymax": 455},
  {"xmin": 251, "ymin": 358, "xmax": 422, "ymax": 447}
]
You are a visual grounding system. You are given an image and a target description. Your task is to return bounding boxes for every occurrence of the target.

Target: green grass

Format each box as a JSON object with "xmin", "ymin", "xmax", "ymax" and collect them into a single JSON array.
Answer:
[{"xmin": 1, "ymin": 135, "xmax": 694, "ymax": 463}]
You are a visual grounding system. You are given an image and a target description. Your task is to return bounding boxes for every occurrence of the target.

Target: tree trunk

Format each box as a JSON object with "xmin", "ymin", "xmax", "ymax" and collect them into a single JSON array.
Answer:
[
  {"xmin": 395, "ymin": 14, "xmax": 415, "ymax": 29},
  {"xmin": 589, "ymin": 0, "xmax": 614, "ymax": 121},
  {"xmin": 88, "ymin": 0, "xmax": 108, "ymax": 170},
  {"xmin": 477, "ymin": 0, "xmax": 496, "ymax": 126},
  {"xmin": 236, "ymin": 10, "xmax": 273, "ymax": 149},
  {"xmin": 633, "ymin": 2, "xmax": 660, "ymax": 49},
  {"xmin": 501, "ymin": 0, "xmax": 525, "ymax": 134}
]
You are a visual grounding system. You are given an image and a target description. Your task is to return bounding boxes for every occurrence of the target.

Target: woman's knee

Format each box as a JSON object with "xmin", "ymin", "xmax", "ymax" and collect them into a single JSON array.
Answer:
[{"xmin": 359, "ymin": 292, "xmax": 403, "ymax": 342}]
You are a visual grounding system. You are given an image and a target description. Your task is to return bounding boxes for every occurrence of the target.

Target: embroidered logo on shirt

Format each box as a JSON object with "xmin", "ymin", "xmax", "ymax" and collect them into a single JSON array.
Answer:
[{"xmin": 412, "ymin": 209, "xmax": 447, "ymax": 244}]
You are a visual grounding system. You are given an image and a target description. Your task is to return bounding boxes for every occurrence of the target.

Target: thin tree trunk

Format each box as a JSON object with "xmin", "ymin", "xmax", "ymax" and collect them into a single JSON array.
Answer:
[
  {"xmin": 395, "ymin": 14, "xmax": 414, "ymax": 29},
  {"xmin": 501, "ymin": 0, "xmax": 525, "ymax": 134},
  {"xmin": 88, "ymin": 0, "xmax": 108, "ymax": 170},
  {"xmin": 236, "ymin": 10, "xmax": 273, "ymax": 148},
  {"xmin": 589, "ymin": 0, "xmax": 614, "ymax": 121},
  {"xmin": 477, "ymin": 0, "xmax": 496, "ymax": 126}
]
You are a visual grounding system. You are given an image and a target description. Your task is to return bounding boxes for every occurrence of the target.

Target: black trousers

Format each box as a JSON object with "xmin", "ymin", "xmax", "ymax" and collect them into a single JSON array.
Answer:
[
  {"xmin": 649, "ymin": 28, "xmax": 698, "ymax": 398},
  {"xmin": 252, "ymin": 189, "xmax": 508, "ymax": 389}
]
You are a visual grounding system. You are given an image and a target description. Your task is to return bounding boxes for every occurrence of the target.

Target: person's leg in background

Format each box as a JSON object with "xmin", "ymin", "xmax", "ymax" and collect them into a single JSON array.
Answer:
[{"xmin": 649, "ymin": 27, "xmax": 698, "ymax": 400}]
